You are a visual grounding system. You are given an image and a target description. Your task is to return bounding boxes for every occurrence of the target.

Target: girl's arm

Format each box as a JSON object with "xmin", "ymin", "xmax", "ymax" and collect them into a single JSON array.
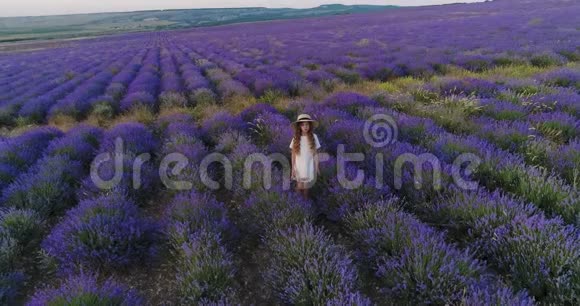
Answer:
[
  {"xmin": 314, "ymin": 149, "xmax": 320, "ymax": 176},
  {"xmin": 314, "ymin": 134, "xmax": 321, "ymax": 175},
  {"xmin": 291, "ymin": 150, "xmax": 296, "ymax": 179}
]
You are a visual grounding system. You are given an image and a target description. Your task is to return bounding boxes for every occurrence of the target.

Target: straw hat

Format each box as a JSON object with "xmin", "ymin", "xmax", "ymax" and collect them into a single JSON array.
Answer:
[{"xmin": 291, "ymin": 113, "xmax": 318, "ymax": 128}]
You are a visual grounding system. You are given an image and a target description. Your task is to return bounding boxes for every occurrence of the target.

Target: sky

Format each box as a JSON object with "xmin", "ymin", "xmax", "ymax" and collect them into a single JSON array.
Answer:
[{"xmin": 0, "ymin": 1, "xmax": 485, "ymax": 18}]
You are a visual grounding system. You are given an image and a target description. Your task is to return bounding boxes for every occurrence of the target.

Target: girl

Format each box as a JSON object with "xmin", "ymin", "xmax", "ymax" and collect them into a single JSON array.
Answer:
[{"xmin": 289, "ymin": 114, "xmax": 321, "ymax": 198}]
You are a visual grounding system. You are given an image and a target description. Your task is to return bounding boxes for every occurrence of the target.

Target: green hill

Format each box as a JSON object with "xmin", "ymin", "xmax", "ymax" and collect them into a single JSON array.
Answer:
[{"xmin": 0, "ymin": 4, "xmax": 398, "ymax": 43}]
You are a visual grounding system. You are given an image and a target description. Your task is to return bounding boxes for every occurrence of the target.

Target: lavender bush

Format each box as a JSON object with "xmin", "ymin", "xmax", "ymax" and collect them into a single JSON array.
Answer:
[
  {"xmin": 41, "ymin": 193, "xmax": 159, "ymax": 275},
  {"xmin": 346, "ymin": 201, "xmax": 486, "ymax": 304},
  {"xmin": 482, "ymin": 214, "xmax": 580, "ymax": 304},
  {"xmin": 1, "ymin": 155, "xmax": 84, "ymax": 217},
  {"xmin": 163, "ymin": 191, "xmax": 233, "ymax": 248},
  {"xmin": 175, "ymin": 230, "xmax": 237, "ymax": 304},
  {"xmin": 0, "ymin": 127, "xmax": 63, "ymax": 191},
  {"xmin": 241, "ymin": 188, "xmax": 315, "ymax": 235},
  {"xmin": 27, "ymin": 272, "xmax": 143, "ymax": 306},
  {"xmin": 45, "ymin": 124, "xmax": 103, "ymax": 165},
  {"xmin": 0, "ymin": 208, "xmax": 43, "ymax": 249},
  {"xmin": 263, "ymin": 223, "xmax": 364, "ymax": 304}
]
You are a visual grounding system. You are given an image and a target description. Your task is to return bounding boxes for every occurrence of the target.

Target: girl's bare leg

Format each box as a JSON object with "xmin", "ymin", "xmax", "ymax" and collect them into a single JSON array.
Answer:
[
  {"xmin": 296, "ymin": 182, "xmax": 308, "ymax": 199},
  {"xmin": 301, "ymin": 182, "xmax": 309, "ymax": 199}
]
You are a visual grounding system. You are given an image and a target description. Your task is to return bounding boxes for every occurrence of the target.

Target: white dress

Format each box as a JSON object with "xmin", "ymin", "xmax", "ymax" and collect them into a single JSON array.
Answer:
[{"xmin": 289, "ymin": 134, "xmax": 321, "ymax": 183}]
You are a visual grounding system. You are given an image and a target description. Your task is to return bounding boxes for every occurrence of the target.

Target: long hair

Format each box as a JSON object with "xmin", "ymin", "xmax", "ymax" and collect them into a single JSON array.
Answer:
[{"xmin": 292, "ymin": 122, "xmax": 315, "ymax": 155}]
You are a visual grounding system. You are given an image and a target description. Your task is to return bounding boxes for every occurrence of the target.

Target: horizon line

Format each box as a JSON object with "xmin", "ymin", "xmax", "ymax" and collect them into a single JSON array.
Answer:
[{"xmin": 0, "ymin": 2, "xmax": 480, "ymax": 19}]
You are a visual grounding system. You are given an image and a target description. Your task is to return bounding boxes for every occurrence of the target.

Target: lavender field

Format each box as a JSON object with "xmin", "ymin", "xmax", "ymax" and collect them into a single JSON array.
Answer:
[{"xmin": 0, "ymin": 0, "xmax": 579, "ymax": 304}]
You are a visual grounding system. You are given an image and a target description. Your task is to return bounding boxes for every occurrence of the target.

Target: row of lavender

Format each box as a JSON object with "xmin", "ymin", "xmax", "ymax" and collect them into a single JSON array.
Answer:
[
  {"xmin": 371, "ymin": 79, "xmax": 580, "ymax": 201},
  {"xmin": 0, "ymin": 41, "xmax": 228, "ymax": 125}
]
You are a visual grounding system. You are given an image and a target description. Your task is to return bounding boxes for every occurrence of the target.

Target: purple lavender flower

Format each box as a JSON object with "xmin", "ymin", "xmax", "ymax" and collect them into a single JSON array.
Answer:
[
  {"xmin": 322, "ymin": 92, "xmax": 379, "ymax": 115},
  {"xmin": 119, "ymin": 91, "xmax": 157, "ymax": 112},
  {"xmin": 536, "ymin": 68, "xmax": 580, "ymax": 90},
  {"xmin": 327, "ymin": 293, "xmax": 372, "ymax": 306},
  {"xmin": 0, "ymin": 127, "xmax": 63, "ymax": 191},
  {"xmin": 473, "ymin": 117, "xmax": 535, "ymax": 151},
  {"xmin": 200, "ymin": 111, "xmax": 246, "ymax": 144},
  {"xmin": 462, "ymin": 283, "xmax": 535, "ymax": 306},
  {"xmin": 302, "ymin": 105, "xmax": 354, "ymax": 136},
  {"xmin": 305, "ymin": 69, "xmax": 338, "ymax": 84},
  {"xmin": 264, "ymin": 223, "xmax": 361, "ymax": 304},
  {"xmin": 530, "ymin": 90, "xmax": 580, "ymax": 118},
  {"xmin": 48, "ymin": 70, "xmax": 115, "ymax": 119},
  {"xmin": 45, "ymin": 124, "xmax": 103, "ymax": 165},
  {"xmin": 324, "ymin": 119, "xmax": 367, "ymax": 153},
  {"xmin": 249, "ymin": 111, "xmax": 293, "ymax": 154},
  {"xmin": 547, "ymin": 139, "xmax": 579, "ymax": 186},
  {"xmin": 217, "ymin": 79, "xmax": 251, "ymax": 99},
  {"xmin": 346, "ymin": 201, "xmax": 485, "ymax": 304},
  {"xmin": 41, "ymin": 193, "xmax": 159, "ymax": 275},
  {"xmin": 440, "ymin": 77, "xmax": 503, "ymax": 98},
  {"xmin": 156, "ymin": 113, "xmax": 194, "ymax": 129},
  {"xmin": 429, "ymin": 131, "xmax": 578, "ymax": 223},
  {"xmin": 320, "ymin": 164, "xmax": 394, "ymax": 221},
  {"xmin": 484, "ymin": 214, "xmax": 579, "ymax": 303},
  {"xmin": 99, "ymin": 122, "xmax": 158, "ymax": 155},
  {"xmin": 0, "ymin": 164, "xmax": 19, "ymax": 193},
  {"xmin": 242, "ymin": 188, "xmax": 315, "ymax": 235},
  {"xmin": 175, "ymin": 230, "xmax": 237, "ymax": 304},
  {"xmin": 160, "ymin": 122, "xmax": 207, "ymax": 163},
  {"xmin": 160, "ymin": 73, "xmax": 184, "ymax": 94},
  {"xmin": 528, "ymin": 111, "xmax": 579, "ymax": 143},
  {"xmin": 1, "ymin": 155, "xmax": 83, "ymax": 217},
  {"xmin": 432, "ymin": 188, "xmax": 538, "ymax": 242},
  {"xmin": 500, "ymin": 78, "xmax": 541, "ymax": 95},
  {"xmin": 163, "ymin": 191, "xmax": 233, "ymax": 248},
  {"xmin": 27, "ymin": 272, "xmax": 143, "ymax": 306},
  {"xmin": 239, "ymin": 103, "xmax": 278, "ymax": 122},
  {"xmin": 357, "ymin": 61, "xmax": 399, "ymax": 81},
  {"xmin": 17, "ymin": 96, "xmax": 55, "ymax": 122},
  {"xmin": 181, "ymin": 67, "xmax": 211, "ymax": 92},
  {"xmin": 453, "ymin": 54, "xmax": 494, "ymax": 72},
  {"xmin": 480, "ymin": 99, "xmax": 527, "ymax": 121},
  {"xmin": 125, "ymin": 66, "xmax": 159, "ymax": 97},
  {"xmin": 162, "ymin": 120, "xmax": 200, "ymax": 140},
  {"xmin": 397, "ymin": 113, "xmax": 444, "ymax": 146}
]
